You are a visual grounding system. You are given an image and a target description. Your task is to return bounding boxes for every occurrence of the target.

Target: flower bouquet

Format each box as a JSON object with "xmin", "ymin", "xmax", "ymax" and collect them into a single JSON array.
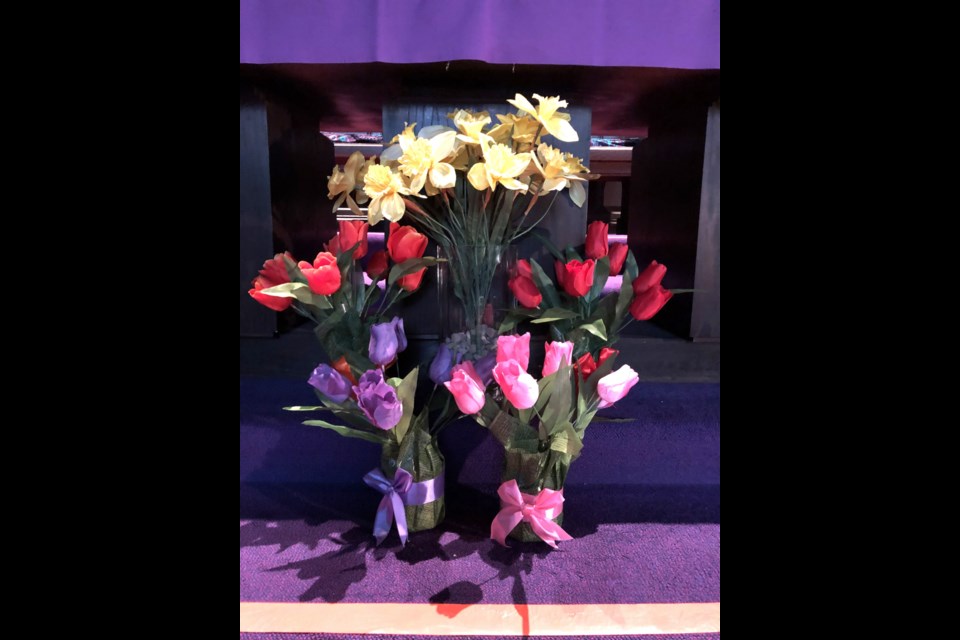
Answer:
[
  {"xmin": 327, "ymin": 93, "xmax": 594, "ymax": 360},
  {"xmin": 288, "ymin": 350, "xmax": 448, "ymax": 545},
  {"xmin": 248, "ymin": 219, "xmax": 439, "ymax": 378},
  {"xmin": 498, "ymin": 220, "xmax": 675, "ymax": 360},
  {"xmin": 446, "ymin": 331, "xmax": 637, "ymax": 547}
]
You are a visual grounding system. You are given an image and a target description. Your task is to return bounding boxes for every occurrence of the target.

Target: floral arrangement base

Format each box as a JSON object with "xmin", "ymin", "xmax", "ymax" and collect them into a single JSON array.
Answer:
[{"xmin": 508, "ymin": 512, "xmax": 564, "ymax": 542}]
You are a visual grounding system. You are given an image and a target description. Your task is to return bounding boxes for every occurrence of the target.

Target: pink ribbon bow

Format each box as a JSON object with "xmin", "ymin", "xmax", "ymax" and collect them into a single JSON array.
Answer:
[{"xmin": 490, "ymin": 479, "xmax": 573, "ymax": 548}]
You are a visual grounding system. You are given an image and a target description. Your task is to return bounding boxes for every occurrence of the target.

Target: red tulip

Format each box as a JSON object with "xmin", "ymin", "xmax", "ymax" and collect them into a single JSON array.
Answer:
[
  {"xmin": 388, "ymin": 223, "xmax": 428, "ymax": 291},
  {"xmin": 508, "ymin": 274, "xmax": 542, "ymax": 308},
  {"xmin": 629, "ymin": 284, "xmax": 673, "ymax": 321},
  {"xmin": 585, "ymin": 221, "xmax": 609, "ymax": 259},
  {"xmin": 249, "ymin": 278, "xmax": 293, "ymax": 311},
  {"xmin": 325, "ymin": 234, "xmax": 342, "ymax": 255},
  {"xmin": 387, "ymin": 222, "xmax": 428, "ymax": 262},
  {"xmin": 516, "ymin": 259, "xmax": 534, "ymax": 280},
  {"xmin": 298, "ymin": 252, "xmax": 342, "ymax": 295},
  {"xmin": 332, "ymin": 355, "xmax": 358, "ymax": 385},
  {"xmin": 338, "ymin": 220, "xmax": 369, "ymax": 259},
  {"xmin": 366, "ymin": 250, "xmax": 389, "ymax": 279},
  {"xmin": 599, "ymin": 348, "xmax": 619, "ymax": 366},
  {"xmin": 561, "ymin": 259, "xmax": 596, "ymax": 298},
  {"xmin": 575, "ymin": 352, "xmax": 597, "ymax": 379},
  {"xmin": 633, "ymin": 260, "xmax": 667, "ymax": 295},
  {"xmin": 608, "ymin": 243, "xmax": 629, "ymax": 276},
  {"xmin": 554, "ymin": 259, "xmax": 567, "ymax": 289},
  {"xmin": 248, "ymin": 252, "xmax": 294, "ymax": 311}
]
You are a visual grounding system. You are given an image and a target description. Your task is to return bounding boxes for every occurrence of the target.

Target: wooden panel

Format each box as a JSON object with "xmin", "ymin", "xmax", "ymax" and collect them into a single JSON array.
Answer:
[
  {"xmin": 239, "ymin": 90, "xmax": 276, "ymax": 337},
  {"xmin": 691, "ymin": 105, "xmax": 720, "ymax": 341},
  {"xmin": 626, "ymin": 110, "xmax": 708, "ymax": 338}
]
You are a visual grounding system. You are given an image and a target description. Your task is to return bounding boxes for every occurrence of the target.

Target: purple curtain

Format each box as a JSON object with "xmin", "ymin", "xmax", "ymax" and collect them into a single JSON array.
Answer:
[{"xmin": 241, "ymin": 0, "xmax": 720, "ymax": 69}]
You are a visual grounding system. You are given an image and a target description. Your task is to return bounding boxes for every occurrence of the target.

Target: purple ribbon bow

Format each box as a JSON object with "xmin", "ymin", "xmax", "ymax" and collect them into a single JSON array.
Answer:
[{"xmin": 362, "ymin": 467, "xmax": 444, "ymax": 546}]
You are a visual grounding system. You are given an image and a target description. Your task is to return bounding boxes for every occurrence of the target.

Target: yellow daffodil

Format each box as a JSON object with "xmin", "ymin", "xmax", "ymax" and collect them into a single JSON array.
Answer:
[
  {"xmin": 327, "ymin": 151, "xmax": 371, "ymax": 216},
  {"xmin": 489, "ymin": 113, "xmax": 541, "ymax": 147},
  {"xmin": 529, "ymin": 143, "xmax": 589, "ymax": 207},
  {"xmin": 397, "ymin": 126, "xmax": 458, "ymax": 196},
  {"xmin": 507, "ymin": 93, "xmax": 579, "ymax": 143},
  {"xmin": 363, "ymin": 164, "xmax": 408, "ymax": 224},
  {"xmin": 449, "ymin": 109, "xmax": 493, "ymax": 146},
  {"xmin": 467, "ymin": 141, "xmax": 532, "ymax": 192}
]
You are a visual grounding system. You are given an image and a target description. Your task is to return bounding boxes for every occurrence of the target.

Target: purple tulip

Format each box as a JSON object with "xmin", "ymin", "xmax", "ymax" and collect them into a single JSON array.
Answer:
[
  {"xmin": 352, "ymin": 369, "xmax": 403, "ymax": 430},
  {"xmin": 473, "ymin": 351, "xmax": 498, "ymax": 387},
  {"xmin": 369, "ymin": 319, "xmax": 400, "ymax": 366},
  {"xmin": 392, "ymin": 317, "xmax": 408, "ymax": 352},
  {"xmin": 429, "ymin": 343, "xmax": 455, "ymax": 384},
  {"xmin": 307, "ymin": 363, "xmax": 352, "ymax": 403}
]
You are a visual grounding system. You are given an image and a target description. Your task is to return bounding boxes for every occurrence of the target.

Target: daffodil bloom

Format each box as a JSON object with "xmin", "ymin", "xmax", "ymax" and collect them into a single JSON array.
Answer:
[
  {"xmin": 449, "ymin": 109, "xmax": 493, "ymax": 146},
  {"xmin": 529, "ymin": 144, "xmax": 589, "ymax": 207},
  {"xmin": 467, "ymin": 141, "xmax": 532, "ymax": 192},
  {"xmin": 507, "ymin": 93, "xmax": 579, "ymax": 143},
  {"xmin": 397, "ymin": 127, "xmax": 458, "ymax": 196},
  {"xmin": 363, "ymin": 164, "xmax": 408, "ymax": 224},
  {"xmin": 489, "ymin": 113, "xmax": 541, "ymax": 147},
  {"xmin": 327, "ymin": 151, "xmax": 371, "ymax": 216}
]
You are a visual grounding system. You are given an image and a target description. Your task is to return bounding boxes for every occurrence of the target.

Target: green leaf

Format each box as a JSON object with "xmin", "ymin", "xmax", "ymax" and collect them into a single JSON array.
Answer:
[
  {"xmin": 282, "ymin": 405, "xmax": 325, "ymax": 412},
  {"xmin": 302, "ymin": 420, "xmax": 388, "ymax": 444},
  {"xmin": 579, "ymin": 319, "xmax": 608, "ymax": 341},
  {"xmin": 282, "ymin": 254, "xmax": 308, "ymax": 285},
  {"xmin": 528, "ymin": 259, "xmax": 561, "ymax": 309},
  {"xmin": 499, "ymin": 308, "xmax": 541, "ymax": 334},
  {"xmin": 586, "ymin": 256, "xmax": 610, "ymax": 302},
  {"xmin": 563, "ymin": 246, "xmax": 582, "ymax": 263},
  {"xmin": 391, "ymin": 367, "xmax": 419, "ymax": 444},
  {"xmin": 612, "ymin": 269, "xmax": 635, "ymax": 336},
  {"xmin": 624, "ymin": 250, "xmax": 639, "ymax": 282},
  {"xmin": 259, "ymin": 282, "xmax": 334, "ymax": 310},
  {"xmin": 550, "ymin": 422, "xmax": 583, "ymax": 457},
  {"xmin": 388, "ymin": 257, "xmax": 444, "ymax": 286},
  {"xmin": 530, "ymin": 307, "xmax": 581, "ymax": 323},
  {"xmin": 542, "ymin": 366, "xmax": 574, "ymax": 434}
]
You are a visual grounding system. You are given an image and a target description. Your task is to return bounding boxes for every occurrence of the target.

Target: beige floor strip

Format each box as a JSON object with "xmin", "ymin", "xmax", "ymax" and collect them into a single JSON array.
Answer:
[{"xmin": 240, "ymin": 601, "xmax": 720, "ymax": 635}]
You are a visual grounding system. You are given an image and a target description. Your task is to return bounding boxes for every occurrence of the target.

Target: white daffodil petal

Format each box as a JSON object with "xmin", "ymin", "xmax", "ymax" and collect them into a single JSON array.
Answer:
[
  {"xmin": 331, "ymin": 192, "xmax": 347, "ymax": 213},
  {"xmin": 429, "ymin": 163, "xmax": 457, "ymax": 190},
  {"xmin": 541, "ymin": 178, "xmax": 566, "ymax": 193},
  {"xmin": 568, "ymin": 180, "xmax": 586, "ymax": 207},
  {"xmin": 429, "ymin": 131, "xmax": 457, "ymax": 162},
  {"xmin": 346, "ymin": 194, "xmax": 363, "ymax": 217},
  {"xmin": 355, "ymin": 190, "xmax": 369, "ymax": 204},
  {"xmin": 500, "ymin": 178, "xmax": 528, "ymax": 191},
  {"xmin": 344, "ymin": 151, "xmax": 364, "ymax": 176},
  {"xmin": 381, "ymin": 193, "xmax": 406, "ymax": 222},
  {"xmin": 367, "ymin": 198, "xmax": 383, "ymax": 225},
  {"xmin": 467, "ymin": 163, "xmax": 489, "ymax": 191},
  {"xmin": 546, "ymin": 117, "xmax": 579, "ymax": 142},
  {"xmin": 381, "ymin": 144, "xmax": 403, "ymax": 162},
  {"xmin": 408, "ymin": 172, "xmax": 427, "ymax": 195},
  {"xmin": 419, "ymin": 125, "xmax": 456, "ymax": 139},
  {"xmin": 507, "ymin": 93, "xmax": 537, "ymax": 117}
]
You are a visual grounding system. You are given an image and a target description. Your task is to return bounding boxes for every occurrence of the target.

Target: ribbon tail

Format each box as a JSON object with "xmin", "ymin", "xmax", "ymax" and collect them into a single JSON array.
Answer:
[
  {"xmin": 372, "ymin": 494, "xmax": 394, "ymax": 546},
  {"xmin": 529, "ymin": 516, "xmax": 573, "ymax": 549},
  {"xmin": 390, "ymin": 492, "xmax": 408, "ymax": 546},
  {"xmin": 490, "ymin": 509, "xmax": 524, "ymax": 547}
]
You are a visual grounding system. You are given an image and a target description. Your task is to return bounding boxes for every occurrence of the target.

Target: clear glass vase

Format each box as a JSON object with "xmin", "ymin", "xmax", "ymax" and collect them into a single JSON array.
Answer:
[{"xmin": 438, "ymin": 244, "xmax": 518, "ymax": 360}]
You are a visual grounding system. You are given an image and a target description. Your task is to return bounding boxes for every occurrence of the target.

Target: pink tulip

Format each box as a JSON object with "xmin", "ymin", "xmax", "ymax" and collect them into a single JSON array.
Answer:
[
  {"xmin": 542, "ymin": 341, "xmax": 574, "ymax": 377},
  {"xmin": 597, "ymin": 365, "xmax": 639, "ymax": 408},
  {"xmin": 496, "ymin": 333, "xmax": 531, "ymax": 372},
  {"xmin": 493, "ymin": 360, "xmax": 539, "ymax": 410},
  {"xmin": 443, "ymin": 362, "xmax": 486, "ymax": 415}
]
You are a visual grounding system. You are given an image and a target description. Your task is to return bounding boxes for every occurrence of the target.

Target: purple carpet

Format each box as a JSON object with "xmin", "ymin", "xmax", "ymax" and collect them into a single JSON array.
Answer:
[{"xmin": 241, "ymin": 376, "xmax": 719, "ymax": 608}]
